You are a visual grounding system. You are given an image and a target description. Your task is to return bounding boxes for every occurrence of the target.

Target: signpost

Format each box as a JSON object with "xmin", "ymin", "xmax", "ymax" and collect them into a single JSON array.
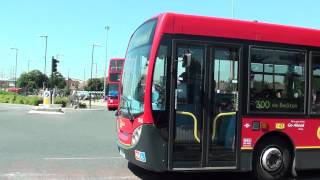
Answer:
[{"xmin": 43, "ymin": 89, "xmax": 51, "ymax": 105}]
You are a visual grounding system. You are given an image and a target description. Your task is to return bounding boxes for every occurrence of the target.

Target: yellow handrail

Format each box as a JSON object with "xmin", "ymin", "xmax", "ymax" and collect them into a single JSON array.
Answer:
[
  {"xmin": 212, "ymin": 112, "xmax": 236, "ymax": 141},
  {"xmin": 176, "ymin": 111, "xmax": 200, "ymax": 143}
]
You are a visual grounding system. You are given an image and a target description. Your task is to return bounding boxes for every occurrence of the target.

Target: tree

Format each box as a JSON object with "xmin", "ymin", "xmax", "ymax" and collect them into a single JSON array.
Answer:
[
  {"xmin": 17, "ymin": 70, "xmax": 49, "ymax": 93},
  {"xmin": 50, "ymin": 72, "xmax": 66, "ymax": 89},
  {"xmin": 85, "ymin": 78, "xmax": 104, "ymax": 91}
]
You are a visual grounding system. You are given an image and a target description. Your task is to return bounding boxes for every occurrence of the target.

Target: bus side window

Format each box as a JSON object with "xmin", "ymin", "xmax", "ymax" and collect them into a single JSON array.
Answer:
[
  {"xmin": 311, "ymin": 53, "xmax": 320, "ymax": 114},
  {"xmin": 249, "ymin": 47, "xmax": 305, "ymax": 113}
]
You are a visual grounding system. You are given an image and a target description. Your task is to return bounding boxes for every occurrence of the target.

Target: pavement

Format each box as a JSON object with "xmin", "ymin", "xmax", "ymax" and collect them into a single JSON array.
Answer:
[{"xmin": 81, "ymin": 99, "xmax": 108, "ymax": 110}]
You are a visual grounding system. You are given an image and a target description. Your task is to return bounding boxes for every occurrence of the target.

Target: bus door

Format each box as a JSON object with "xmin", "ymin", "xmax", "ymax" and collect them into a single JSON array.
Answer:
[
  {"xmin": 170, "ymin": 42, "xmax": 239, "ymax": 169},
  {"xmin": 207, "ymin": 46, "xmax": 239, "ymax": 168}
]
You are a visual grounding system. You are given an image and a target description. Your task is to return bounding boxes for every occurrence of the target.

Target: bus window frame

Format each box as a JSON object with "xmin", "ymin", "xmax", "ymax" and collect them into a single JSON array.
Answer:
[
  {"xmin": 247, "ymin": 45, "xmax": 308, "ymax": 115},
  {"xmin": 150, "ymin": 35, "xmax": 172, "ymax": 131},
  {"xmin": 310, "ymin": 51, "xmax": 320, "ymax": 115}
]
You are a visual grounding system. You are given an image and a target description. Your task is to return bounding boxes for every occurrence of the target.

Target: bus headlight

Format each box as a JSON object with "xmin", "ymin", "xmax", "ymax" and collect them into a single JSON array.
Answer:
[{"xmin": 131, "ymin": 125, "xmax": 142, "ymax": 146}]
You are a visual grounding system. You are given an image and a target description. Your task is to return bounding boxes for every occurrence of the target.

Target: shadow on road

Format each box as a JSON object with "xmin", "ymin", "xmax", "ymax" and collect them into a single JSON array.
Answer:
[
  {"xmin": 128, "ymin": 163, "xmax": 253, "ymax": 180},
  {"xmin": 128, "ymin": 162, "xmax": 320, "ymax": 180}
]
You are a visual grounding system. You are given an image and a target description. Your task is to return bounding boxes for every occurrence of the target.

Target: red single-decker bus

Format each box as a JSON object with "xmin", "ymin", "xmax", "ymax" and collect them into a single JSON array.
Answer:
[{"xmin": 117, "ymin": 13, "xmax": 320, "ymax": 180}]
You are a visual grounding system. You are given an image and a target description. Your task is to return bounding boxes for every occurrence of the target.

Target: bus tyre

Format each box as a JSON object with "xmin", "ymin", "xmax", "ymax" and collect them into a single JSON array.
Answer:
[{"xmin": 253, "ymin": 139, "xmax": 291, "ymax": 180}]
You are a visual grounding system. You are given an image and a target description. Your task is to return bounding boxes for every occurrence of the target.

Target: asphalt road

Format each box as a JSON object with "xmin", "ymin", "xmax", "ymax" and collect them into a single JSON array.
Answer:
[{"xmin": 1, "ymin": 103, "xmax": 320, "ymax": 180}]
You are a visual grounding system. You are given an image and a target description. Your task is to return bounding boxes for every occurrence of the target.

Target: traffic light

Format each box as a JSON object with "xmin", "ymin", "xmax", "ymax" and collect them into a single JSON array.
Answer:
[{"xmin": 51, "ymin": 56, "xmax": 59, "ymax": 73}]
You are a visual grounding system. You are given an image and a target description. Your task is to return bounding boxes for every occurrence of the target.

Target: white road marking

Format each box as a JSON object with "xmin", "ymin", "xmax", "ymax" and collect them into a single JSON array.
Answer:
[
  {"xmin": 63, "ymin": 108, "xmax": 105, "ymax": 111},
  {"xmin": 0, "ymin": 172, "xmax": 56, "ymax": 178},
  {"xmin": 42, "ymin": 156, "xmax": 123, "ymax": 160},
  {"xmin": 0, "ymin": 172, "xmax": 138, "ymax": 179},
  {"xmin": 0, "ymin": 103, "xmax": 32, "ymax": 108},
  {"xmin": 28, "ymin": 110, "xmax": 64, "ymax": 114}
]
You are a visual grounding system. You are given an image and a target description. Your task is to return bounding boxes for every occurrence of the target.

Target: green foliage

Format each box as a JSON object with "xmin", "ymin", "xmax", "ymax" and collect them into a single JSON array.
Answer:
[
  {"xmin": 0, "ymin": 92, "xmax": 42, "ymax": 106},
  {"xmin": 50, "ymin": 72, "xmax": 66, "ymax": 89},
  {"xmin": 17, "ymin": 70, "xmax": 49, "ymax": 93},
  {"xmin": 0, "ymin": 91, "xmax": 15, "ymax": 95},
  {"xmin": 0, "ymin": 94, "xmax": 15, "ymax": 103},
  {"xmin": 85, "ymin": 78, "xmax": 104, "ymax": 91},
  {"xmin": 54, "ymin": 96, "xmax": 68, "ymax": 107},
  {"xmin": 78, "ymin": 102, "xmax": 87, "ymax": 108},
  {"xmin": 63, "ymin": 87, "xmax": 71, "ymax": 96},
  {"xmin": 27, "ymin": 96, "xmax": 43, "ymax": 106},
  {"xmin": 14, "ymin": 96, "xmax": 25, "ymax": 104}
]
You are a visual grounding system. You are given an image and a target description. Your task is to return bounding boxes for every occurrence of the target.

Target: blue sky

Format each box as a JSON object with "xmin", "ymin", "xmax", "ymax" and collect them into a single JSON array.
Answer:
[{"xmin": 0, "ymin": 0, "xmax": 319, "ymax": 81}]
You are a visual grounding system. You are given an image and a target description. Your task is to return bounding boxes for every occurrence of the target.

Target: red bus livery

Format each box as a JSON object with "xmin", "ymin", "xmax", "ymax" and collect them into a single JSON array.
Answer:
[
  {"xmin": 117, "ymin": 12, "xmax": 320, "ymax": 180},
  {"xmin": 106, "ymin": 58, "xmax": 125, "ymax": 110}
]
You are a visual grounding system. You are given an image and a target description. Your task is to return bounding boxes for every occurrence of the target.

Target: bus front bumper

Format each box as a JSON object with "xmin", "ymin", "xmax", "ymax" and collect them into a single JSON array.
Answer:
[{"xmin": 116, "ymin": 124, "xmax": 168, "ymax": 172}]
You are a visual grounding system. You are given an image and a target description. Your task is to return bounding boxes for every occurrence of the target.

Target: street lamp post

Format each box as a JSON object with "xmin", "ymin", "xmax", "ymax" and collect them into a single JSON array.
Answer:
[
  {"xmin": 92, "ymin": 63, "xmax": 98, "ymax": 78},
  {"xmin": 10, "ymin": 48, "xmax": 18, "ymax": 88},
  {"xmin": 28, "ymin": 59, "xmax": 31, "ymax": 73},
  {"xmin": 89, "ymin": 43, "xmax": 102, "ymax": 108},
  {"xmin": 104, "ymin": 26, "xmax": 110, "ymax": 101},
  {"xmin": 40, "ymin": 35, "xmax": 48, "ymax": 75}
]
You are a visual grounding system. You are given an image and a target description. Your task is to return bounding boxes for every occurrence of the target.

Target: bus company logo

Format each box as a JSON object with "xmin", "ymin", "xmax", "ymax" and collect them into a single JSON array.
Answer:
[
  {"xmin": 135, "ymin": 150, "xmax": 146, "ymax": 163},
  {"xmin": 287, "ymin": 120, "xmax": 305, "ymax": 131}
]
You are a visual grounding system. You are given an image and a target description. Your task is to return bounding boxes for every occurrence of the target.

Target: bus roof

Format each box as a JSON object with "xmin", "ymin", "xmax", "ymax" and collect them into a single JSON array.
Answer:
[{"xmin": 156, "ymin": 13, "xmax": 320, "ymax": 48}]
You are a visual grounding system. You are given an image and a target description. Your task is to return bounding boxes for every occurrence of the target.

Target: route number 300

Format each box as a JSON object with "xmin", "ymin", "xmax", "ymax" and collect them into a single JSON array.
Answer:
[{"xmin": 256, "ymin": 100, "xmax": 271, "ymax": 109}]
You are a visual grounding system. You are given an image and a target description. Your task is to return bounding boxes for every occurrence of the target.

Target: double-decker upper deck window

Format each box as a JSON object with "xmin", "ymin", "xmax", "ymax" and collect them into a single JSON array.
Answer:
[
  {"xmin": 249, "ymin": 47, "xmax": 305, "ymax": 113},
  {"xmin": 110, "ymin": 60, "xmax": 124, "ymax": 71}
]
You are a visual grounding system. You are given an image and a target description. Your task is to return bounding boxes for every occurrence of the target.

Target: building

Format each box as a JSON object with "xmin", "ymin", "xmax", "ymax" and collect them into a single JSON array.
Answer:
[
  {"xmin": 65, "ymin": 78, "xmax": 85, "ymax": 91},
  {"xmin": 0, "ymin": 78, "xmax": 15, "ymax": 90}
]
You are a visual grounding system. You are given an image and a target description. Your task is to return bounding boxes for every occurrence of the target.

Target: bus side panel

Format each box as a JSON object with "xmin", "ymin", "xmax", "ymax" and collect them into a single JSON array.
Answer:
[
  {"xmin": 295, "ymin": 150, "xmax": 320, "ymax": 170},
  {"xmin": 239, "ymin": 150, "xmax": 252, "ymax": 172},
  {"xmin": 241, "ymin": 117, "xmax": 320, "ymax": 170}
]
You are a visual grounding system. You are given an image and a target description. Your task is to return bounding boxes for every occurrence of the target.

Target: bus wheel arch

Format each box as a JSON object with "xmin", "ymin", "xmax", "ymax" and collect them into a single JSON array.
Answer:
[{"xmin": 252, "ymin": 131, "xmax": 295, "ymax": 180}]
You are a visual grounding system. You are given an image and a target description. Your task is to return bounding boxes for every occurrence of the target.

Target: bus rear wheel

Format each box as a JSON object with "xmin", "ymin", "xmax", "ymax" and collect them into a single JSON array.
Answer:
[{"xmin": 253, "ymin": 138, "xmax": 292, "ymax": 180}]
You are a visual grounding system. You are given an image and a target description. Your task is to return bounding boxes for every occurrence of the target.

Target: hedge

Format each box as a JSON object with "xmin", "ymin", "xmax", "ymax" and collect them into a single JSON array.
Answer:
[
  {"xmin": 0, "ymin": 91, "xmax": 43, "ymax": 106},
  {"xmin": 54, "ymin": 97, "xmax": 68, "ymax": 107}
]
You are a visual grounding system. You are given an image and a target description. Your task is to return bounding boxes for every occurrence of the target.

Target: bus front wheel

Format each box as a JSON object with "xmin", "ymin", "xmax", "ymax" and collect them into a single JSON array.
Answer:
[{"xmin": 253, "ymin": 138, "xmax": 292, "ymax": 180}]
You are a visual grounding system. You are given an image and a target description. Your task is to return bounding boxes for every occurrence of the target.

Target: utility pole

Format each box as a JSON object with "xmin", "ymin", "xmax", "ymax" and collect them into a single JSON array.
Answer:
[
  {"xmin": 10, "ymin": 66, "xmax": 14, "ymax": 86},
  {"xmin": 28, "ymin": 59, "xmax": 31, "ymax": 73},
  {"xmin": 68, "ymin": 69, "xmax": 70, "ymax": 92},
  {"xmin": 40, "ymin": 35, "xmax": 48, "ymax": 75},
  {"xmin": 104, "ymin": 26, "xmax": 110, "ymax": 100},
  {"xmin": 10, "ymin": 48, "xmax": 18, "ymax": 88},
  {"xmin": 90, "ymin": 44, "xmax": 102, "ymax": 108},
  {"xmin": 84, "ymin": 68, "xmax": 86, "ymax": 83}
]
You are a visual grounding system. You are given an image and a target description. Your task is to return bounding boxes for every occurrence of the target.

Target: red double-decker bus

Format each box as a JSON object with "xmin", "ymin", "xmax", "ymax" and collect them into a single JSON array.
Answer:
[
  {"xmin": 117, "ymin": 13, "xmax": 320, "ymax": 180},
  {"xmin": 106, "ymin": 58, "xmax": 125, "ymax": 110}
]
